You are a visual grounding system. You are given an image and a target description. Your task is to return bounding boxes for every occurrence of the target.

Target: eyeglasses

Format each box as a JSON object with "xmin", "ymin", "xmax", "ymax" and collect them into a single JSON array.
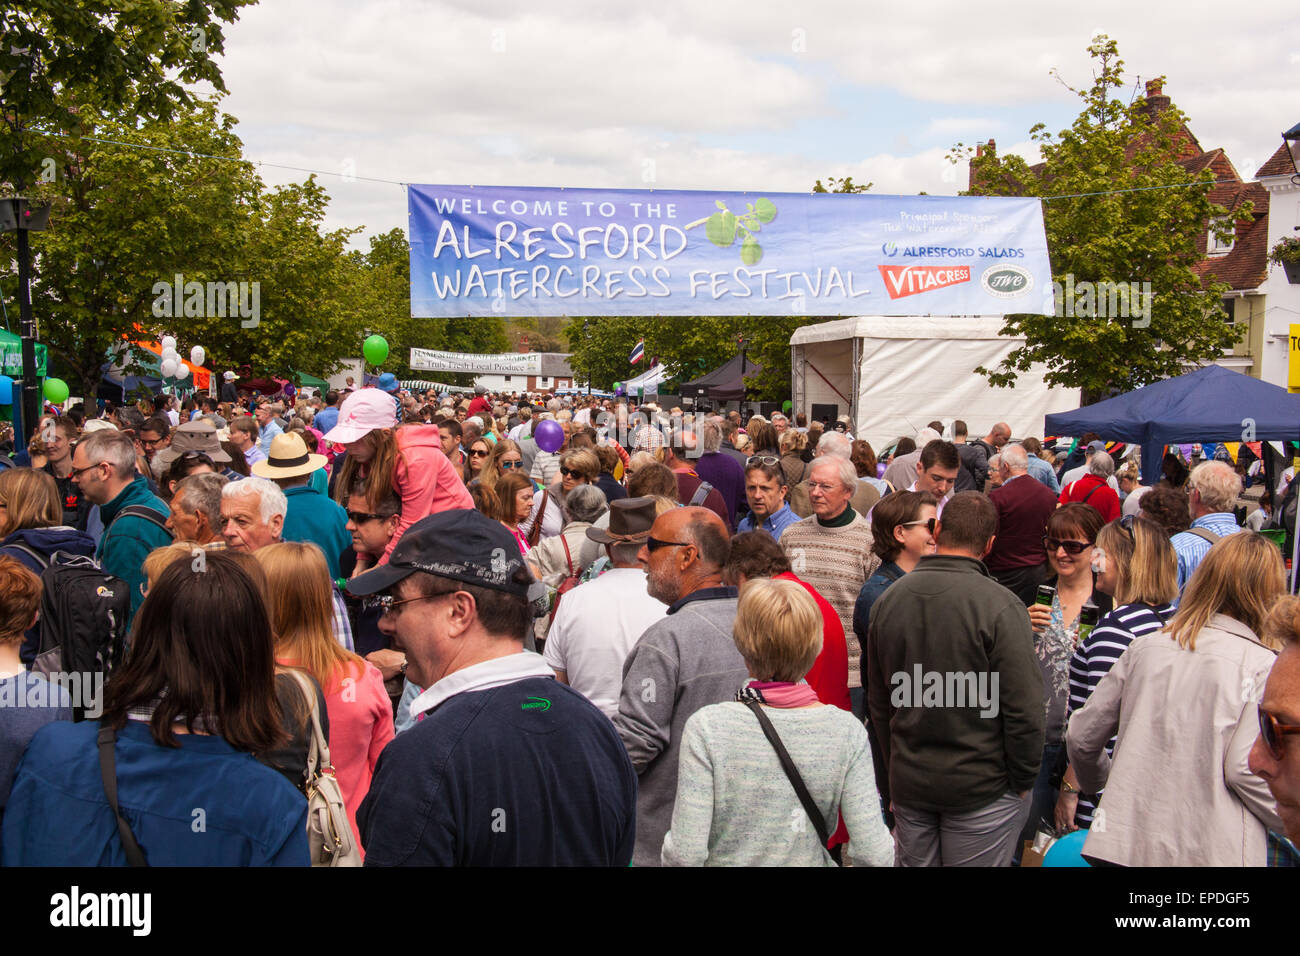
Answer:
[
  {"xmin": 646, "ymin": 536, "xmax": 691, "ymax": 553},
  {"xmin": 746, "ymin": 455, "xmax": 779, "ymax": 466},
  {"xmin": 902, "ymin": 517, "xmax": 937, "ymax": 534},
  {"xmin": 1043, "ymin": 536, "xmax": 1092, "ymax": 555},
  {"xmin": 1258, "ymin": 704, "xmax": 1300, "ymax": 760},
  {"xmin": 500, "ymin": 460, "xmax": 523, "ymax": 470},
  {"xmin": 346, "ymin": 510, "xmax": 389, "ymax": 524},
  {"xmin": 69, "ymin": 462, "xmax": 106, "ymax": 480},
  {"xmin": 361, "ymin": 593, "xmax": 451, "ymax": 616}
]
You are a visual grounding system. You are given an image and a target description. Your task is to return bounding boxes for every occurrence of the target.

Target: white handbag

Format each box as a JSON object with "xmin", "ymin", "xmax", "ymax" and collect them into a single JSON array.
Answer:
[{"xmin": 287, "ymin": 670, "xmax": 362, "ymax": 867}]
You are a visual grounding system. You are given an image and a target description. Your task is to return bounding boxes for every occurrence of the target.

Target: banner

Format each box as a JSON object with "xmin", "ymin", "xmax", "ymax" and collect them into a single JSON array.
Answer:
[
  {"xmin": 408, "ymin": 184, "xmax": 1054, "ymax": 318},
  {"xmin": 409, "ymin": 348, "xmax": 542, "ymax": 374}
]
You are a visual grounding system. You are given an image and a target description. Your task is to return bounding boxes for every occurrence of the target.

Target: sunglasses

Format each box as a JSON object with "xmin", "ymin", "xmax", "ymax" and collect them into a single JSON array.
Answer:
[
  {"xmin": 1258, "ymin": 704, "xmax": 1300, "ymax": 760},
  {"xmin": 346, "ymin": 510, "xmax": 389, "ymax": 524},
  {"xmin": 500, "ymin": 460, "xmax": 523, "ymax": 470},
  {"xmin": 902, "ymin": 517, "xmax": 937, "ymax": 534},
  {"xmin": 469, "ymin": 448, "xmax": 490, "ymax": 457},
  {"xmin": 646, "ymin": 536, "xmax": 691, "ymax": 553},
  {"xmin": 746, "ymin": 455, "xmax": 779, "ymax": 466},
  {"xmin": 559, "ymin": 467, "xmax": 588, "ymax": 478},
  {"xmin": 1043, "ymin": 536, "xmax": 1092, "ymax": 555}
]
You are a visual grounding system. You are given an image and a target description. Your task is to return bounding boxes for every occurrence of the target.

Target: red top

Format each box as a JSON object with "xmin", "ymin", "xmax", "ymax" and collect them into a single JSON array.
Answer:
[
  {"xmin": 467, "ymin": 395, "xmax": 492, "ymax": 417},
  {"xmin": 774, "ymin": 572, "xmax": 851, "ymax": 712},
  {"xmin": 1058, "ymin": 474, "xmax": 1121, "ymax": 523}
]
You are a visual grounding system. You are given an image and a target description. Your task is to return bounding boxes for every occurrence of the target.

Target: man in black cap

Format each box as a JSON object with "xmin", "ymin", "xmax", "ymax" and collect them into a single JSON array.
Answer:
[
  {"xmin": 544, "ymin": 497, "xmax": 668, "ymax": 717},
  {"xmin": 350, "ymin": 508, "xmax": 636, "ymax": 866}
]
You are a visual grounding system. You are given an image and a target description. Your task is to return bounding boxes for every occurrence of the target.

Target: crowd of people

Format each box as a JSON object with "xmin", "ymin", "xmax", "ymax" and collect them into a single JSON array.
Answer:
[{"xmin": 0, "ymin": 378, "xmax": 1297, "ymax": 869}]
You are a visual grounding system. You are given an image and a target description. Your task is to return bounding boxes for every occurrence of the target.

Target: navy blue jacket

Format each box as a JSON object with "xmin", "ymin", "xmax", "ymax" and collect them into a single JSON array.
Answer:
[{"xmin": 358, "ymin": 677, "xmax": 636, "ymax": 866}]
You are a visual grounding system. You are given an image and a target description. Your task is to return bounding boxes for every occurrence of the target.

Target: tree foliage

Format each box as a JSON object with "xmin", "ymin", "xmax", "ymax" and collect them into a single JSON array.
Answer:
[{"xmin": 952, "ymin": 35, "xmax": 1240, "ymax": 399}]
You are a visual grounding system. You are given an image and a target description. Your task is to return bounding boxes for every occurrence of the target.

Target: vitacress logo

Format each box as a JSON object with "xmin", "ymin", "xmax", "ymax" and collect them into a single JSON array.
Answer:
[{"xmin": 877, "ymin": 264, "xmax": 971, "ymax": 299}]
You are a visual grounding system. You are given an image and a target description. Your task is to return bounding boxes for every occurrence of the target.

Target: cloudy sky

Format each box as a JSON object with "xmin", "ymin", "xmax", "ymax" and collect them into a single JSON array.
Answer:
[{"xmin": 210, "ymin": 0, "xmax": 1300, "ymax": 249}]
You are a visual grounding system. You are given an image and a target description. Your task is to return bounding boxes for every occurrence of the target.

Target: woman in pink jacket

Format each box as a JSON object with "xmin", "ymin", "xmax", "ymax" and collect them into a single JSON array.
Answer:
[{"xmin": 324, "ymin": 388, "xmax": 473, "ymax": 561}]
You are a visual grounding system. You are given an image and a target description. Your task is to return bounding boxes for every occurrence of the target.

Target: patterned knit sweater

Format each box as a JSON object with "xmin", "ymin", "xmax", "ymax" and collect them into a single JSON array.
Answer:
[{"xmin": 781, "ymin": 514, "xmax": 880, "ymax": 687}]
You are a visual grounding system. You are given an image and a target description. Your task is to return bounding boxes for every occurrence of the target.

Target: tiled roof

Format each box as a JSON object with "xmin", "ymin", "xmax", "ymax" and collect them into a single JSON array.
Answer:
[
  {"xmin": 1256, "ymin": 144, "xmax": 1297, "ymax": 179},
  {"xmin": 1193, "ymin": 181, "xmax": 1270, "ymax": 291}
]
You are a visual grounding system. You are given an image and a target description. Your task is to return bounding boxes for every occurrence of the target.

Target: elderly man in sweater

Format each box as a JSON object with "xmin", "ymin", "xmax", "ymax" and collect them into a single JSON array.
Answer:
[
  {"xmin": 613, "ymin": 506, "xmax": 745, "ymax": 867},
  {"xmin": 781, "ymin": 457, "xmax": 880, "ymax": 719}
]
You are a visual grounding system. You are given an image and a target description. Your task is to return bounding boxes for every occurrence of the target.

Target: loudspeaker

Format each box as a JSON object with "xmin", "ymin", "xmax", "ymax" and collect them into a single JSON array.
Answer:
[{"xmin": 811, "ymin": 402, "xmax": 840, "ymax": 427}]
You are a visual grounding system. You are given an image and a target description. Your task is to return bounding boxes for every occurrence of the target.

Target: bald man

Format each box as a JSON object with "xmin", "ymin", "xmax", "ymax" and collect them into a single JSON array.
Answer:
[{"xmin": 613, "ymin": 507, "xmax": 747, "ymax": 866}]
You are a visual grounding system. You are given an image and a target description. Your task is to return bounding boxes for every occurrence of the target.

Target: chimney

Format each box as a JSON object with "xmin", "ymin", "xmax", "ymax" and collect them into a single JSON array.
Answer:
[
  {"xmin": 975, "ymin": 139, "xmax": 996, "ymax": 159},
  {"xmin": 1142, "ymin": 78, "xmax": 1171, "ymax": 115}
]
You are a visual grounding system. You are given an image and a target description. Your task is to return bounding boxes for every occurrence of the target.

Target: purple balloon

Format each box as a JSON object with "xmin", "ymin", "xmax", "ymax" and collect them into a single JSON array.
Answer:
[{"xmin": 535, "ymin": 418, "xmax": 565, "ymax": 453}]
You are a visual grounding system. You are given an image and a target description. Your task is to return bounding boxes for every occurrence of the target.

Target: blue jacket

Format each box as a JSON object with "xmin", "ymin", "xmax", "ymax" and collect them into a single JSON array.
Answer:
[
  {"xmin": 281, "ymin": 485, "xmax": 351, "ymax": 580},
  {"xmin": 2, "ymin": 720, "xmax": 308, "ymax": 866},
  {"xmin": 313, "ymin": 406, "xmax": 340, "ymax": 436},
  {"xmin": 96, "ymin": 477, "xmax": 172, "ymax": 622},
  {"xmin": 0, "ymin": 526, "xmax": 98, "ymax": 664},
  {"xmin": 358, "ymin": 677, "xmax": 636, "ymax": 866}
]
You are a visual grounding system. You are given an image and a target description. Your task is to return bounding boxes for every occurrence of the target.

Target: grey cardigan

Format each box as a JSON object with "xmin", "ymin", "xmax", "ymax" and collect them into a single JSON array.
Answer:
[{"xmin": 1067, "ymin": 613, "xmax": 1284, "ymax": 866}]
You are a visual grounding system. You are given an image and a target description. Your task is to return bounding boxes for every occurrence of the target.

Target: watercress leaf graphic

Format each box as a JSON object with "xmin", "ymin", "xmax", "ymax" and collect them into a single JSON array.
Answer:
[
  {"xmin": 706, "ymin": 211, "xmax": 737, "ymax": 247},
  {"xmin": 754, "ymin": 198, "xmax": 777, "ymax": 223},
  {"xmin": 740, "ymin": 239, "xmax": 763, "ymax": 266},
  {"xmin": 715, "ymin": 200, "xmax": 727, "ymax": 209}
]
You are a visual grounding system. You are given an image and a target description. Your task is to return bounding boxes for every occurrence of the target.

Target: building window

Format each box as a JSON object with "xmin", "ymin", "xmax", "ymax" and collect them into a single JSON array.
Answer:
[
  {"xmin": 1208, "ymin": 217, "xmax": 1234, "ymax": 256},
  {"xmin": 1221, "ymin": 297, "xmax": 1236, "ymax": 325},
  {"xmin": 503, "ymin": 376, "xmax": 511, "ymax": 382}
]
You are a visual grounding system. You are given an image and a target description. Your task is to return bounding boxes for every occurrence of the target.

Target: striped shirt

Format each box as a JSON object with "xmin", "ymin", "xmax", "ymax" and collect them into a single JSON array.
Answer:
[
  {"xmin": 1066, "ymin": 601, "xmax": 1174, "ymax": 825},
  {"xmin": 1171, "ymin": 513, "xmax": 1244, "ymax": 596}
]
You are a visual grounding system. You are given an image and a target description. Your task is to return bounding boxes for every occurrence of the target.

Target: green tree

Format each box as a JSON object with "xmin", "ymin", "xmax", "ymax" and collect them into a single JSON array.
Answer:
[
  {"xmin": 1, "ymin": 0, "xmax": 254, "ymax": 189},
  {"xmin": 952, "ymin": 35, "xmax": 1240, "ymax": 399},
  {"xmin": 812, "ymin": 176, "xmax": 872, "ymax": 194}
]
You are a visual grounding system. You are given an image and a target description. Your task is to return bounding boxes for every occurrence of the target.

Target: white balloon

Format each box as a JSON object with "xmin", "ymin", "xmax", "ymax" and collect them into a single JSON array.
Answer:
[
  {"xmin": 160, "ymin": 335, "xmax": 177, "ymax": 351},
  {"xmin": 175, "ymin": 363, "xmax": 190, "ymax": 380},
  {"xmin": 160, "ymin": 358, "xmax": 178, "ymax": 377},
  {"xmin": 190, "ymin": 346, "xmax": 205, "ymax": 367},
  {"xmin": 161, "ymin": 348, "xmax": 178, "ymax": 363}
]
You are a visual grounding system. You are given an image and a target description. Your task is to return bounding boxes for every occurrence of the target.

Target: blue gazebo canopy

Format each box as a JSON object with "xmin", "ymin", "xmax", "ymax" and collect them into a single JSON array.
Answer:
[{"xmin": 1044, "ymin": 365, "xmax": 1300, "ymax": 485}]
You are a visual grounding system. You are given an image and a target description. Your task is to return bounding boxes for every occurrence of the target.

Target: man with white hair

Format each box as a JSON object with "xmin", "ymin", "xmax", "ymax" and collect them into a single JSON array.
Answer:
[
  {"xmin": 1057, "ymin": 450, "xmax": 1121, "ymax": 523},
  {"xmin": 986, "ymin": 444, "xmax": 1059, "ymax": 605},
  {"xmin": 220, "ymin": 476, "xmax": 287, "ymax": 552},
  {"xmin": 781, "ymin": 456, "xmax": 880, "ymax": 718},
  {"xmin": 1170, "ymin": 460, "xmax": 1245, "ymax": 593},
  {"xmin": 788, "ymin": 430, "xmax": 881, "ymax": 518},
  {"xmin": 1060, "ymin": 440, "xmax": 1119, "ymax": 491}
]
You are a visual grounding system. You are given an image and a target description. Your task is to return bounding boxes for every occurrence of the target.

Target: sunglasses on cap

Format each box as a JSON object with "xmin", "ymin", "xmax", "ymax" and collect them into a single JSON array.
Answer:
[
  {"xmin": 1258, "ymin": 704, "xmax": 1300, "ymax": 760},
  {"xmin": 1043, "ymin": 536, "xmax": 1092, "ymax": 555},
  {"xmin": 746, "ymin": 455, "xmax": 779, "ymax": 466}
]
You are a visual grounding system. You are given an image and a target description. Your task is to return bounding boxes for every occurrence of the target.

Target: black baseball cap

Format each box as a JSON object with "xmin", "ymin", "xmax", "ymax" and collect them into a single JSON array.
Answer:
[{"xmin": 346, "ymin": 509, "xmax": 536, "ymax": 599}]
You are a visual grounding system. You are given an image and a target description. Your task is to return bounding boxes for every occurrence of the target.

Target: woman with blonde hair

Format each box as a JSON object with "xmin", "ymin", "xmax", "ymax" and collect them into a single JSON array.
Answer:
[
  {"xmin": 479, "ymin": 471, "xmax": 536, "ymax": 556},
  {"xmin": 325, "ymin": 389, "xmax": 473, "ymax": 561},
  {"xmin": 778, "ymin": 429, "xmax": 809, "ymax": 488},
  {"xmin": 1055, "ymin": 515, "xmax": 1177, "ymax": 832},
  {"xmin": 256, "ymin": 541, "xmax": 393, "ymax": 853},
  {"xmin": 662, "ymin": 578, "xmax": 893, "ymax": 867},
  {"xmin": 1067, "ymin": 531, "xmax": 1286, "ymax": 865}
]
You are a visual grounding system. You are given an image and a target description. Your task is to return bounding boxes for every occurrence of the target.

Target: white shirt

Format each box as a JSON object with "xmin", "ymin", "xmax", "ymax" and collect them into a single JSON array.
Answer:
[
  {"xmin": 409, "ymin": 650, "xmax": 554, "ymax": 719},
  {"xmin": 543, "ymin": 568, "xmax": 668, "ymax": 717}
]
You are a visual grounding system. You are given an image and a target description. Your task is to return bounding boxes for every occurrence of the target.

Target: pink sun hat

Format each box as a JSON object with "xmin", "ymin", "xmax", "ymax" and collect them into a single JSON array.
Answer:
[{"xmin": 321, "ymin": 387, "xmax": 398, "ymax": 444}]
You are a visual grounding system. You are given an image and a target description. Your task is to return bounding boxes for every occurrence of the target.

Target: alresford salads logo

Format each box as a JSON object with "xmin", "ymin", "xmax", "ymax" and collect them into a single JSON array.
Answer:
[{"xmin": 980, "ymin": 264, "xmax": 1033, "ymax": 298}]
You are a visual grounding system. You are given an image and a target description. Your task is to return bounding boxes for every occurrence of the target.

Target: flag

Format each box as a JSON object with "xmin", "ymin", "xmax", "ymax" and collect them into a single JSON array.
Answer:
[{"xmin": 629, "ymin": 339, "xmax": 645, "ymax": 365}]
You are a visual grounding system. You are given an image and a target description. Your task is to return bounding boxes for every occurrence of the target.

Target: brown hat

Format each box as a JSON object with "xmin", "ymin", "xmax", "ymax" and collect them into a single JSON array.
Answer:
[
  {"xmin": 587, "ymin": 495, "xmax": 656, "ymax": 545},
  {"xmin": 252, "ymin": 432, "xmax": 327, "ymax": 480},
  {"xmin": 154, "ymin": 420, "xmax": 232, "ymax": 469}
]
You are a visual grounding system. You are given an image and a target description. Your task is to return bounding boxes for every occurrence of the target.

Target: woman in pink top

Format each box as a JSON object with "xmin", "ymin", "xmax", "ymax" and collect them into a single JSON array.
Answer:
[
  {"xmin": 256, "ymin": 541, "xmax": 395, "ymax": 855},
  {"xmin": 324, "ymin": 389, "xmax": 474, "ymax": 561}
]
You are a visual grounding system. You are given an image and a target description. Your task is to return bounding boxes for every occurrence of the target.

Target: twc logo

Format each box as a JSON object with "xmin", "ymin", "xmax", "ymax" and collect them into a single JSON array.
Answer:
[
  {"xmin": 881, "ymin": 242, "xmax": 899, "ymax": 257},
  {"xmin": 521, "ymin": 696, "xmax": 552, "ymax": 712}
]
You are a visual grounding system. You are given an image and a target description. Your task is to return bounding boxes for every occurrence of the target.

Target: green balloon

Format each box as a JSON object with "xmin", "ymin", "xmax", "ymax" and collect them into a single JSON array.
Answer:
[
  {"xmin": 614, "ymin": 382, "xmax": 623, "ymax": 390},
  {"xmin": 782, "ymin": 400, "xmax": 793, "ymax": 413},
  {"xmin": 43, "ymin": 378, "xmax": 70, "ymax": 404},
  {"xmin": 362, "ymin": 334, "xmax": 390, "ymax": 365}
]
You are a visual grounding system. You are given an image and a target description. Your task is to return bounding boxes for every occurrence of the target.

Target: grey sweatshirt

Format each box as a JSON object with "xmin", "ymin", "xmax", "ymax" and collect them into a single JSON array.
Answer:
[{"xmin": 613, "ymin": 590, "xmax": 746, "ymax": 867}]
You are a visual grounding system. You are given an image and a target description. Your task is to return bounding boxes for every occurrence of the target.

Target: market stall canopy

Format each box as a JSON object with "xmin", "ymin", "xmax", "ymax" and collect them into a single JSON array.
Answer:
[
  {"xmin": 1043, "ymin": 365, "xmax": 1300, "ymax": 486},
  {"xmin": 625, "ymin": 362, "xmax": 676, "ymax": 394},
  {"xmin": 680, "ymin": 353, "xmax": 764, "ymax": 402},
  {"xmin": 294, "ymin": 370, "xmax": 330, "ymax": 390},
  {"xmin": 0, "ymin": 329, "xmax": 48, "ymax": 379}
]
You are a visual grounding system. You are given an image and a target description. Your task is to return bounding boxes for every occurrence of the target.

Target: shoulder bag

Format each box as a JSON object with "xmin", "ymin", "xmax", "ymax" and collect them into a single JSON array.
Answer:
[
  {"xmin": 286, "ymin": 670, "xmax": 362, "ymax": 867},
  {"xmin": 742, "ymin": 699, "xmax": 840, "ymax": 866},
  {"xmin": 97, "ymin": 723, "xmax": 149, "ymax": 866}
]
